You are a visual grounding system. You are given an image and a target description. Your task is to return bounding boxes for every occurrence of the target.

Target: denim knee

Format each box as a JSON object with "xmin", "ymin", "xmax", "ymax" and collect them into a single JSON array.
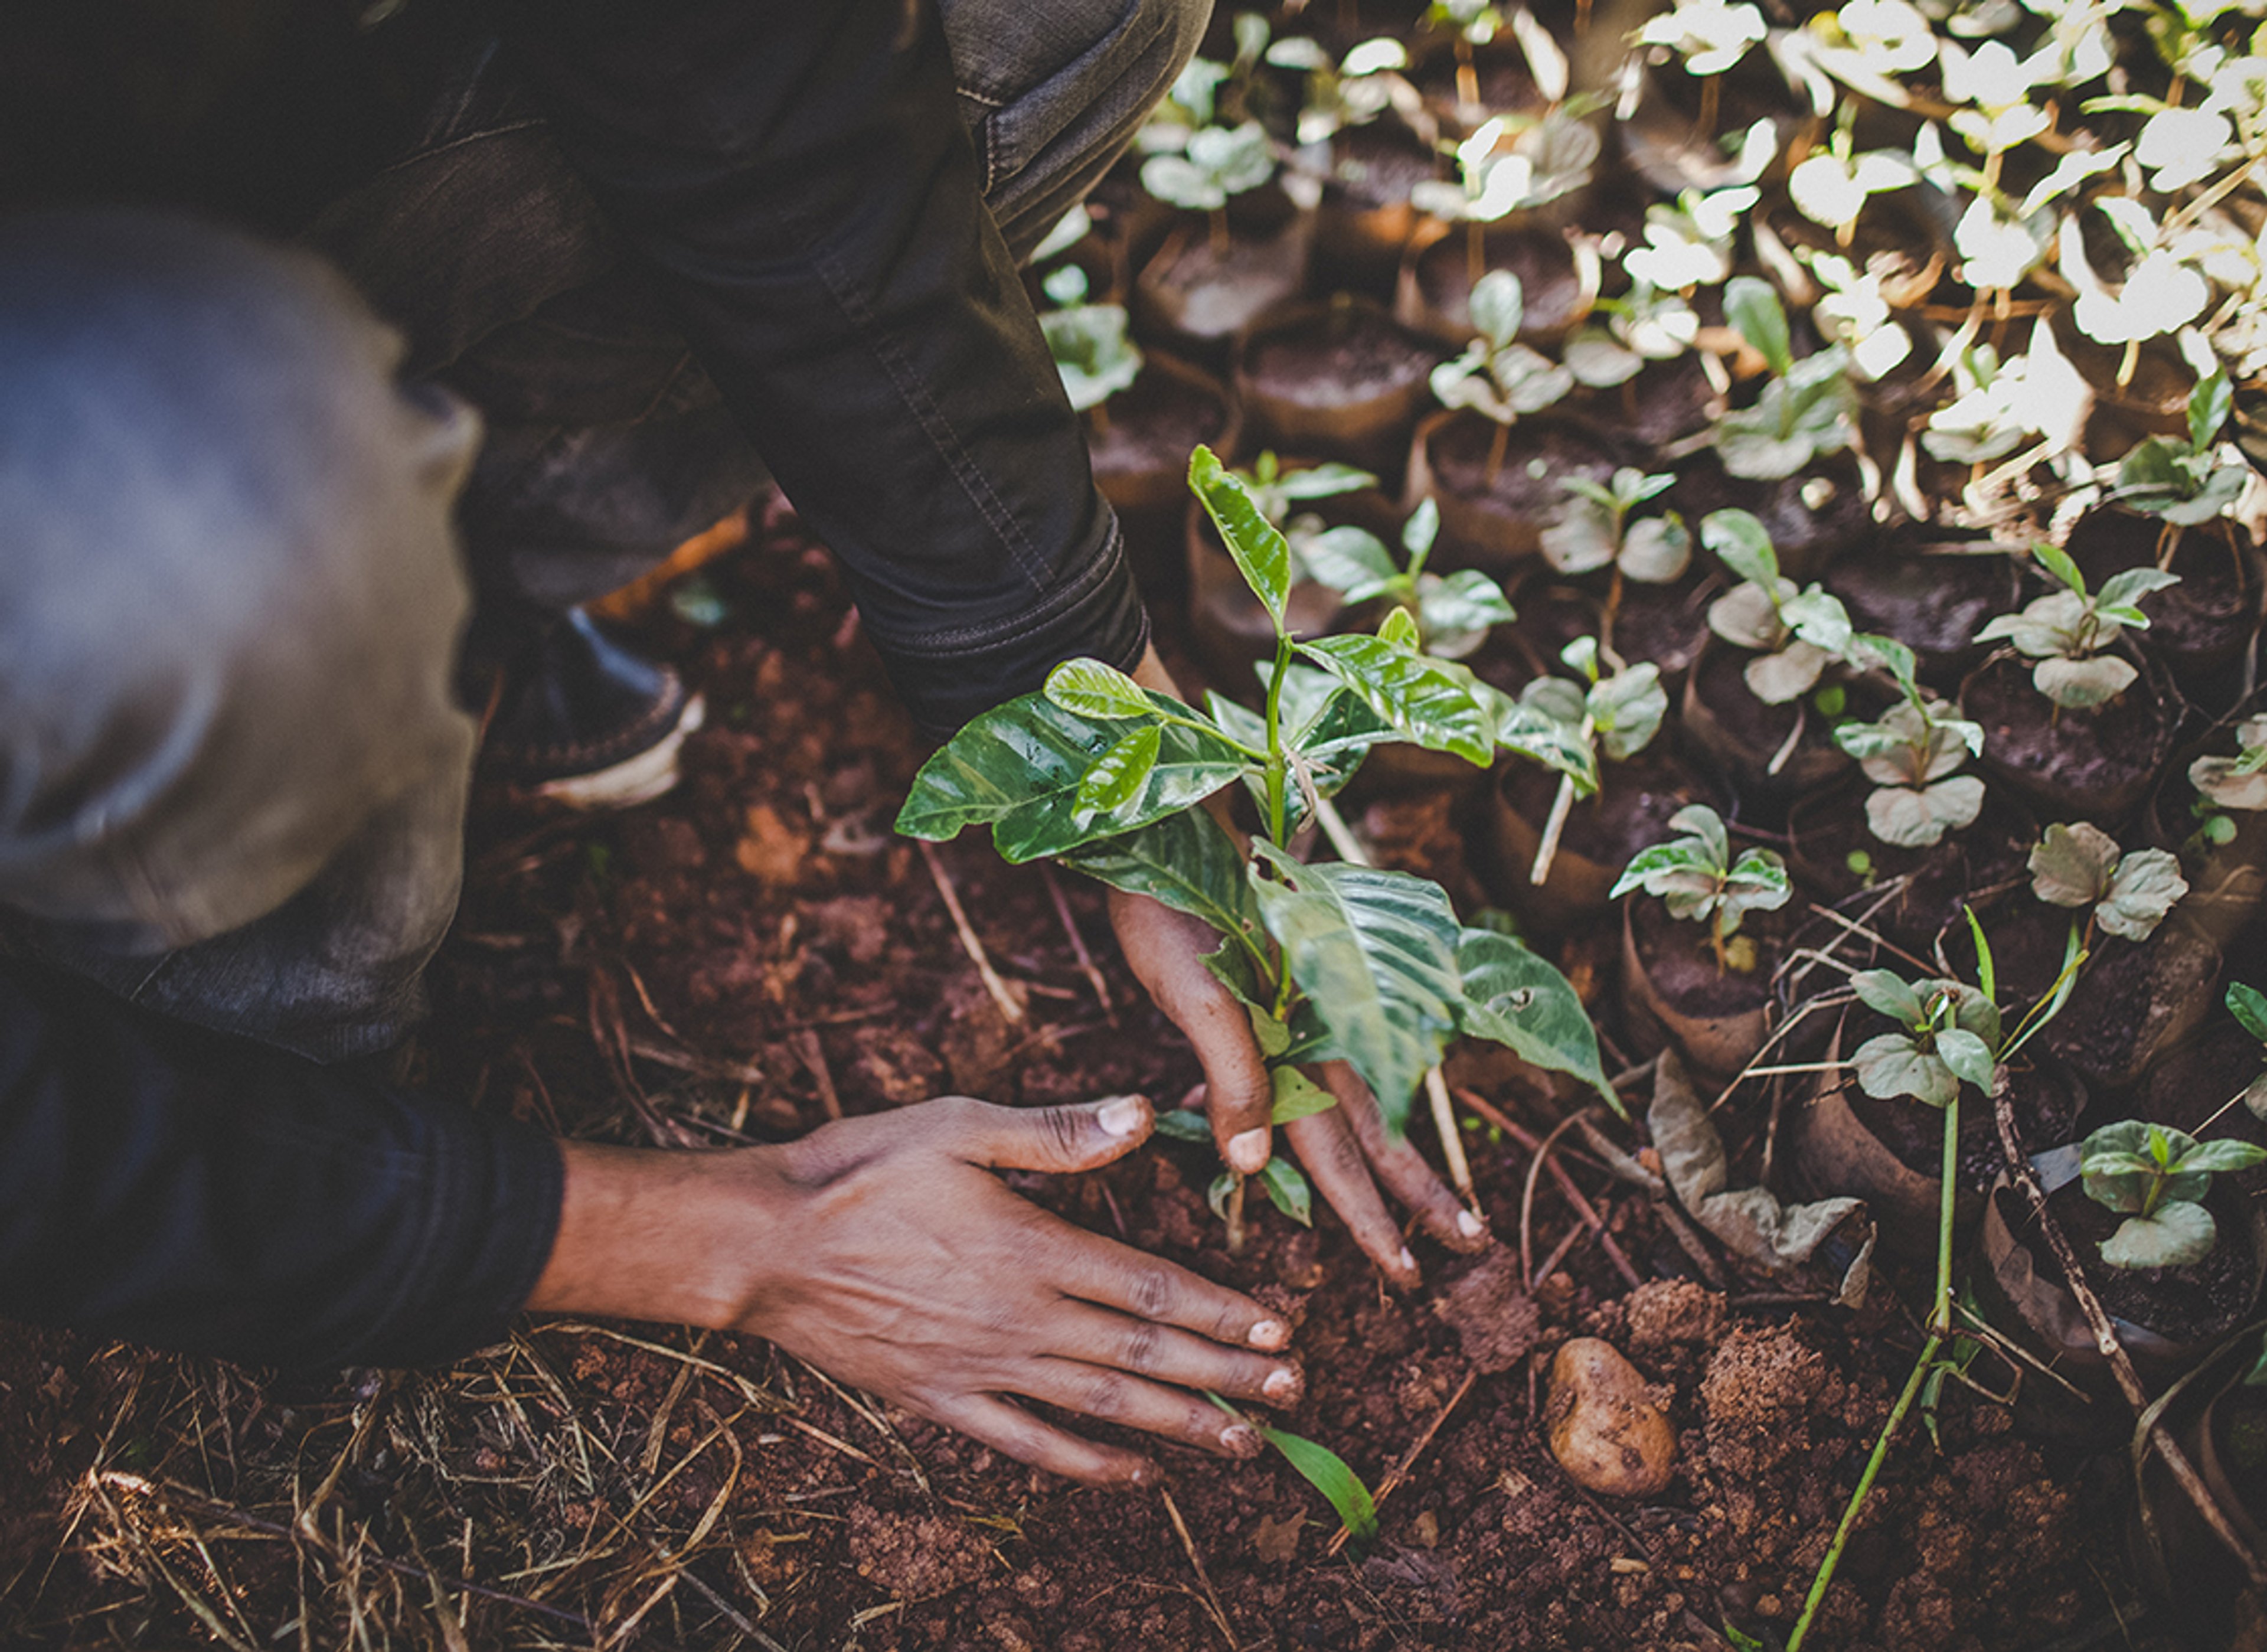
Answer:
[{"xmin": 0, "ymin": 209, "xmax": 480, "ymax": 956}]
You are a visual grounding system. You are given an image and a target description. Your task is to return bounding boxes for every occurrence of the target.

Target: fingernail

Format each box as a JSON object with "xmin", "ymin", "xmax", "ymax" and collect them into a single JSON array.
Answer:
[
  {"xmin": 1263, "ymin": 1367, "xmax": 1299, "ymax": 1402},
  {"xmin": 1097, "ymin": 1095, "xmax": 1149, "ymax": 1137},
  {"xmin": 1226, "ymin": 1128, "xmax": 1270, "ymax": 1173},
  {"xmin": 1248, "ymin": 1319, "xmax": 1289, "ymax": 1350},
  {"xmin": 1221, "ymin": 1424, "xmax": 1262, "ymax": 1458},
  {"xmin": 1456, "ymin": 1210, "xmax": 1487, "ymax": 1239}
]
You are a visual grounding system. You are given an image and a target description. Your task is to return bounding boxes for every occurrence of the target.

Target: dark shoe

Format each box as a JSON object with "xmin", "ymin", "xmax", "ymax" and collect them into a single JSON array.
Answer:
[{"xmin": 481, "ymin": 608, "xmax": 705, "ymax": 809}]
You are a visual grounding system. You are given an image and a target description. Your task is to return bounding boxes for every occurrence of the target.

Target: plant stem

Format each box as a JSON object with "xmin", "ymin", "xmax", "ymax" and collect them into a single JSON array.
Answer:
[
  {"xmin": 1466, "ymin": 220, "xmax": 1486, "ymax": 295},
  {"xmin": 1788, "ymin": 1091, "xmax": 1961, "ymax": 1650},
  {"xmin": 1208, "ymin": 208, "xmax": 1230, "ymax": 260},
  {"xmin": 1263, "ymin": 632, "xmax": 1298, "ymax": 1014},
  {"xmin": 1484, "ymin": 418, "xmax": 1511, "ymax": 489},
  {"xmin": 1531, "ymin": 772, "xmax": 1579, "ymax": 887}
]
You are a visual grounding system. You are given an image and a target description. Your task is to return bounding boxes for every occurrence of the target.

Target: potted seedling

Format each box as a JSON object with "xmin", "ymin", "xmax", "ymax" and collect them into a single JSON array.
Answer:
[
  {"xmin": 1683, "ymin": 506, "xmax": 1860, "ymax": 796},
  {"xmin": 1186, "ymin": 450, "xmax": 1375, "ymax": 680},
  {"xmin": 1830, "ymin": 639, "xmax": 1985, "ymax": 851},
  {"xmin": 1277, "ymin": 35, "xmax": 1438, "ymax": 283},
  {"xmin": 1234, "ymin": 293, "xmax": 1443, "ymax": 473},
  {"xmin": 1562, "ymin": 281, "xmax": 1713, "ymax": 447},
  {"xmin": 1295, "ymin": 497, "xmax": 1514, "ymax": 661},
  {"xmin": 897, "ymin": 445, "xmax": 1613, "ymax": 1253},
  {"xmin": 1536, "ymin": 466, "xmax": 1705, "ymax": 668},
  {"xmin": 1825, "ymin": 534, "xmax": 2025, "ymax": 694},
  {"xmin": 1406, "ymin": 269, "xmax": 1615, "ymax": 567},
  {"xmin": 1709, "ymin": 275, "xmax": 1862, "ymax": 484},
  {"xmin": 2150, "ymin": 711, "xmax": 2267, "ymax": 935},
  {"xmin": 1138, "ymin": 120, "xmax": 1313, "ymax": 351},
  {"xmin": 2139, "ymin": 982, "xmax": 2267, "ymax": 1201},
  {"xmin": 1612, "ymin": 802, "xmax": 1793, "ymax": 1075},
  {"xmin": 1488, "ymin": 636, "xmax": 1689, "ymax": 931},
  {"xmin": 1965, "ymin": 541, "xmax": 2184, "ymax": 818}
]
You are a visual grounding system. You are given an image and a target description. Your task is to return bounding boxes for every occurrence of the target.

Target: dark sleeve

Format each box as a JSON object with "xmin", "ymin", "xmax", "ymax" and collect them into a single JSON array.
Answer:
[
  {"xmin": 0, "ymin": 961, "xmax": 564, "ymax": 1370},
  {"xmin": 487, "ymin": 0, "xmax": 1148, "ymax": 734}
]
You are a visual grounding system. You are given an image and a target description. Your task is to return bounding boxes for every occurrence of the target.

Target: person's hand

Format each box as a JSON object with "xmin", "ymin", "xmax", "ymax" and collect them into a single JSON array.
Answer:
[{"xmin": 530, "ymin": 1094, "xmax": 1302, "ymax": 1486}]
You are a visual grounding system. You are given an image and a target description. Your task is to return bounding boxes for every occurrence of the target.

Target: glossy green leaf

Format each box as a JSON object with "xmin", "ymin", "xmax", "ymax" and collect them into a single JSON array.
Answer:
[
  {"xmin": 1259, "ymin": 1156, "xmax": 1314, "ymax": 1225},
  {"xmin": 2227, "ymin": 981, "xmax": 2267, "ymax": 1046},
  {"xmin": 899, "ymin": 691, "xmax": 1249, "ymax": 862},
  {"xmin": 1270, "ymin": 1065, "xmax": 1340, "ymax": 1124},
  {"xmin": 1058, "ymin": 805, "xmax": 1265, "ymax": 954},
  {"xmin": 1256, "ymin": 1422, "xmax": 1377, "ymax": 1542},
  {"xmin": 1294, "ymin": 634, "xmax": 1494, "ymax": 765},
  {"xmin": 1455, "ymin": 927, "xmax": 1619, "ymax": 1115},
  {"xmin": 1075, "ymin": 723, "xmax": 1161, "ymax": 821},
  {"xmin": 2031, "ymin": 540, "xmax": 2086, "ymax": 598},
  {"xmin": 1296, "ymin": 524, "xmax": 1399, "ymax": 595},
  {"xmin": 1851, "ymin": 969, "xmax": 1926, "ymax": 1027},
  {"xmin": 1249, "ymin": 843, "xmax": 1466, "ymax": 1126},
  {"xmin": 1046, "ymin": 658, "xmax": 1155, "ymax": 720},
  {"xmin": 1701, "ymin": 508, "xmax": 1778, "ymax": 589},
  {"xmin": 1377, "ymin": 604, "xmax": 1422, "ymax": 649},
  {"xmin": 1191, "ymin": 445, "xmax": 1292, "ymax": 630},
  {"xmin": 2177, "ymin": 1137, "xmax": 2267, "ymax": 1174}
]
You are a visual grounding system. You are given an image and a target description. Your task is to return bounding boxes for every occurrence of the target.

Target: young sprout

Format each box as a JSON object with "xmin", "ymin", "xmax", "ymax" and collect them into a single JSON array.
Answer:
[
  {"xmin": 1295, "ymin": 498, "xmax": 1517, "ymax": 660},
  {"xmin": 1141, "ymin": 121, "xmax": 1277, "ymax": 254},
  {"xmin": 1038, "ymin": 266, "xmax": 1144, "ymax": 417},
  {"xmin": 1272, "ymin": 35, "xmax": 1413, "ymax": 147},
  {"xmin": 2188, "ymin": 716, "xmax": 2267, "ymax": 850},
  {"xmin": 1973, "ymin": 540, "xmax": 2179, "ymax": 709},
  {"xmin": 1540, "ymin": 468, "xmax": 1693, "ymax": 585},
  {"xmin": 1623, "ymin": 183, "xmax": 1760, "ymax": 291},
  {"xmin": 1424, "ymin": 0, "xmax": 1504, "ymax": 110},
  {"xmin": 1613, "ymin": 803, "xmax": 1792, "ymax": 973},
  {"xmin": 1412, "ymin": 115, "xmax": 1600, "ymax": 288},
  {"xmin": 1787, "ymin": 108, "xmax": 1918, "ymax": 247},
  {"xmin": 1701, "ymin": 508, "xmax": 1857, "ymax": 704},
  {"xmin": 2078, "ymin": 1119, "xmax": 2267, "ymax": 1269},
  {"xmin": 1847, "ymin": 969, "xmax": 2001, "ymax": 1109},
  {"xmin": 1223, "ymin": 452, "xmax": 1381, "ymax": 588},
  {"xmin": 1563, "ymin": 282, "xmax": 1700, "ymax": 387},
  {"xmin": 2064, "ymin": 200, "xmax": 2209, "ymax": 385},
  {"xmin": 2223, "ymin": 981, "xmax": 2267, "ymax": 1122},
  {"xmin": 1807, "ymin": 251, "xmax": 1913, "ymax": 383},
  {"xmin": 1711, "ymin": 276, "xmax": 1861, "ymax": 481},
  {"xmin": 2113, "ymin": 367, "xmax": 2249, "ymax": 526},
  {"xmin": 1919, "ymin": 325, "xmax": 2089, "ymax": 465},
  {"xmin": 2027, "ymin": 821, "xmax": 2189, "ymax": 942},
  {"xmin": 1429, "ymin": 270, "xmax": 1576, "ymax": 484},
  {"xmin": 1638, "ymin": 0, "xmax": 1768, "ymax": 136},
  {"xmin": 1832, "ymin": 638, "xmax": 1987, "ymax": 848},
  {"xmin": 1504, "ymin": 636, "xmax": 1669, "ymax": 884}
]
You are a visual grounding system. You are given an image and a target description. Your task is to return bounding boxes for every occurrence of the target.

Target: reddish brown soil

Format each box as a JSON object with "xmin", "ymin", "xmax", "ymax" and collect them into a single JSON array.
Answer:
[
  {"xmin": 1246, "ymin": 310, "xmax": 1437, "ymax": 410},
  {"xmin": 0, "ymin": 509, "xmax": 2174, "ymax": 1650}
]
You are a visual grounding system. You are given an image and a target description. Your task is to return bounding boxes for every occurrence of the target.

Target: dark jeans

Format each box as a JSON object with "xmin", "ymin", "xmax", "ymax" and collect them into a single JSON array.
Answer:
[{"xmin": 0, "ymin": 0, "xmax": 1205, "ymax": 1062}]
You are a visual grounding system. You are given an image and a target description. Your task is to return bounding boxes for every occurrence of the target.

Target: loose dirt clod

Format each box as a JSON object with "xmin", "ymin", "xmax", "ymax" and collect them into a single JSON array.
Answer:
[
  {"xmin": 1434, "ymin": 1248, "xmax": 1543, "ymax": 1373},
  {"xmin": 1544, "ymin": 1337, "xmax": 1678, "ymax": 1497}
]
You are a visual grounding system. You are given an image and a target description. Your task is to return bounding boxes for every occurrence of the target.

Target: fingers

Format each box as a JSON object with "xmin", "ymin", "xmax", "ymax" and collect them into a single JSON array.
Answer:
[
  {"xmin": 1017, "ymin": 1359, "xmax": 1266, "ymax": 1461},
  {"xmin": 1108, "ymin": 890, "xmax": 1274, "ymax": 1174},
  {"xmin": 1041, "ymin": 1301, "xmax": 1303, "ymax": 1408},
  {"xmin": 949, "ymin": 1093, "xmax": 1155, "ymax": 1175},
  {"xmin": 1056, "ymin": 1232, "xmax": 1292, "ymax": 1352},
  {"xmin": 1320, "ymin": 1065, "xmax": 1492, "ymax": 1255},
  {"xmin": 1283, "ymin": 1103, "xmax": 1423, "ymax": 1289},
  {"xmin": 932, "ymin": 1393, "xmax": 1156, "ymax": 1488}
]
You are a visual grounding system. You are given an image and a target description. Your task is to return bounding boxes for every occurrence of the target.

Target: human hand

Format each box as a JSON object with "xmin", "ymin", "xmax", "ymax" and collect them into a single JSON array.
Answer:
[
  {"xmin": 532, "ymin": 1094, "xmax": 1301, "ymax": 1486},
  {"xmin": 1108, "ymin": 888, "xmax": 1491, "ymax": 1289}
]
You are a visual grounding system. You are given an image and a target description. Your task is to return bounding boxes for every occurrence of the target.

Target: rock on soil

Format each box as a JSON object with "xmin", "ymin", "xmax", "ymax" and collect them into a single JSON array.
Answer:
[{"xmin": 1544, "ymin": 1337, "xmax": 1679, "ymax": 1498}]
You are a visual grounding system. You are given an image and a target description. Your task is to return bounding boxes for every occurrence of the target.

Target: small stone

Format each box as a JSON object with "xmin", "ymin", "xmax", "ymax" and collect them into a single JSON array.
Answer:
[{"xmin": 1544, "ymin": 1337, "xmax": 1678, "ymax": 1498}]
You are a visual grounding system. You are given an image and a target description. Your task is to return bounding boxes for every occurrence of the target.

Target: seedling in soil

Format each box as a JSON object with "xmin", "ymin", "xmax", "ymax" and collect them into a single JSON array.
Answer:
[
  {"xmin": 898, "ymin": 445, "xmax": 1614, "ymax": 1248},
  {"xmin": 1637, "ymin": 0, "xmax": 1768, "ymax": 137},
  {"xmin": 1142, "ymin": 120, "xmax": 1277, "ymax": 256},
  {"xmin": 1623, "ymin": 178, "xmax": 1760, "ymax": 292},
  {"xmin": 2187, "ymin": 715, "xmax": 2267, "ymax": 845},
  {"xmin": 2112, "ymin": 365, "xmax": 2249, "ymax": 527},
  {"xmin": 1502, "ymin": 636, "xmax": 1668, "ymax": 886},
  {"xmin": 1701, "ymin": 507, "xmax": 1856, "ymax": 705},
  {"xmin": 1786, "ymin": 102, "xmax": 1918, "ymax": 248},
  {"xmin": 1039, "ymin": 265, "xmax": 1144, "ymax": 418},
  {"xmin": 1539, "ymin": 467, "xmax": 1692, "ymax": 589},
  {"xmin": 1410, "ymin": 110, "xmax": 1600, "ymax": 288},
  {"xmin": 2077, "ymin": 1119, "xmax": 2267, "ymax": 1268},
  {"xmin": 1831, "ymin": 636, "xmax": 1987, "ymax": 848},
  {"xmin": 1423, "ymin": 0, "xmax": 1504, "ymax": 111},
  {"xmin": 1710, "ymin": 276, "xmax": 1862, "ymax": 481},
  {"xmin": 1612, "ymin": 803, "xmax": 1791, "ymax": 974},
  {"xmin": 1219, "ymin": 450, "xmax": 1383, "ymax": 590},
  {"xmin": 1973, "ymin": 540, "xmax": 2180, "ymax": 710},
  {"xmin": 1429, "ymin": 270, "xmax": 1575, "ymax": 484},
  {"xmin": 1271, "ymin": 35, "xmax": 1413, "ymax": 148},
  {"xmin": 1207, "ymin": 1393, "xmax": 1379, "ymax": 1542},
  {"xmin": 2027, "ymin": 820, "xmax": 2188, "ymax": 945},
  {"xmin": 1295, "ymin": 497, "xmax": 1517, "ymax": 660},
  {"xmin": 1847, "ymin": 968, "xmax": 2001, "ymax": 1109},
  {"xmin": 1563, "ymin": 281, "xmax": 1700, "ymax": 388}
]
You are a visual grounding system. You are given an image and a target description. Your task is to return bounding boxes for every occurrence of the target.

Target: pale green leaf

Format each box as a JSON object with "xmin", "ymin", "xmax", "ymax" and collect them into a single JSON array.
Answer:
[
  {"xmin": 1455, "ymin": 927, "xmax": 1619, "ymax": 1114},
  {"xmin": 1294, "ymin": 635, "xmax": 1494, "ymax": 765},
  {"xmin": 1046, "ymin": 658, "xmax": 1155, "ymax": 720},
  {"xmin": 1075, "ymin": 723, "xmax": 1162, "ymax": 821},
  {"xmin": 1191, "ymin": 445, "xmax": 1292, "ymax": 629}
]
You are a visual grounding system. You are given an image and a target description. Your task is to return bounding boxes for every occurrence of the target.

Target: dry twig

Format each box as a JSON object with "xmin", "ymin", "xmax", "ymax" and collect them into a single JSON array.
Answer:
[{"xmin": 919, "ymin": 840, "xmax": 1026, "ymax": 1024}]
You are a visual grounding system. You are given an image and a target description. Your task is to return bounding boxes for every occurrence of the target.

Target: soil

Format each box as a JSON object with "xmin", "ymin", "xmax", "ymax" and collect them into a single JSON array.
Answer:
[
  {"xmin": 1425, "ymin": 412, "xmax": 1620, "ymax": 528},
  {"xmin": 1087, "ymin": 363, "xmax": 1230, "ymax": 491},
  {"xmin": 1324, "ymin": 120, "xmax": 1438, "ymax": 216},
  {"xmin": 1588, "ymin": 351, "xmax": 1721, "ymax": 451},
  {"xmin": 1827, "ymin": 544, "xmax": 2022, "ymax": 691},
  {"xmin": 1973, "ymin": 906, "xmax": 2224, "ymax": 1093},
  {"xmin": 1629, "ymin": 892, "xmax": 1781, "ymax": 1021},
  {"xmin": 1142, "ymin": 216, "xmax": 1309, "ymax": 343},
  {"xmin": 1840, "ymin": 1037, "xmax": 2082, "ymax": 1192},
  {"xmin": 1413, "ymin": 224, "xmax": 1587, "ymax": 343},
  {"xmin": 1247, "ymin": 306, "xmax": 1437, "ymax": 410},
  {"xmin": 1963, "ymin": 652, "xmax": 2183, "ymax": 821},
  {"xmin": 2142, "ymin": 1019, "xmax": 2267, "ymax": 1197},
  {"xmin": 1681, "ymin": 641, "xmax": 1851, "ymax": 798},
  {"xmin": 1672, "ymin": 455, "xmax": 1873, "ymax": 581},
  {"xmin": 2046, "ymin": 1180, "xmax": 2262, "ymax": 1346}
]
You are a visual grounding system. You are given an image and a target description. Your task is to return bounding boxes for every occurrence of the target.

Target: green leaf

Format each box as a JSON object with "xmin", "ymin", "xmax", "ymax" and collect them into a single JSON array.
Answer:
[
  {"xmin": 2227, "ymin": 982, "xmax": 2267, "ymax": 1046},
  {"xmin": 1852, "ymin": 1031, "xmax": 1959, "ymax": 1108},
  {"xmin": 1153, "ymin": 1108, "xmax": 1214, "ymax": 1142},
  {"xmin": 1046, "ymin": 658, "xmax": 1155, "ymax": 720},
  {"xmin": 1257, "ymin": 1424, "xmax": 1378, "ymax": 1542},
  {"xmin": 1058, "ymin": 806, "xmax": 1264, "ymax": 951},
  {"xmin": 1724, "ymin": 275, "xmax": 1794, "ymax": 378},
  {"xmin": 1270, "ymin": 1065, "xmax": 1340, "ymax": 1124},
  {"xmin": 1258, "ymin": 1156, "xmax": 1314, "ymax": 1225},
  {"xmin": 899, "ymin": 691, "xmax": 1250, "ymax": 861},
  {"xmin": 2190, "ymin": 368, "xmax": 2232, "ymax": 455},
  {"xmin": 2175, "ymin": 1138, "xmax": 2267, "ymax": 1174},
  {"xmin": 1294, "ymin": 635, "xmax": 1494, "ymax": 765},
  {"xmin": 1455, "ymin": 928, "xmax": 1619, "ymax": 1114},
  {"xmin": 2100, "ymin": 1201, "xmax": 2217, "ymax": 1269},
  {"xmin": 2031, "ymin": 540, "xmax": 2086, "ymax": 598},
  {"xmin": 1700, "ymin": 509, "xmax": 1779, "ymax": 590},
  {"xmin": 1272, "ymin": 461, "xmax": 1380, "ymax": 502},
  {"xmin": 1191, "ymin": 445, "xmax": 1292, "ymax": 631},
  {"xmin": 2028, "ymin": 821, "xmax": 2121, "ymax": 909},
  {"xmin": 1249, "ymin": 843, "xmax": 1467, "ymax": 1126},
  {"xmin": 1468, "ymin": 269, "xmax": 1526, "ymax": 350},
  {"xmin": 1075, "ymin": 723, "xmax": 1162, "ymax": 821},
  {"xmin": 1936, "ymin": 1028, "xmax": 1997, "ymax": 1089},
  {"xmin": 1377, "ymin": 604, "xmax": 1422, "ymax": 649},
  {"xmin": 1296, "ymin": 524, "xmax": 1399, "ymax": 595},
  {"xmin": 1851, "ymin": 969, "xmax": 1926, "ymax": 1027}
]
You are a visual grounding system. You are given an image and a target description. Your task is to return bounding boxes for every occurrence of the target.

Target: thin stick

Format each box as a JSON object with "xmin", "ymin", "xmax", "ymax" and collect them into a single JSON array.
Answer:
[
  {"xmin": 1466, "ymin": 1091, "xmax": 1645, "ymax": 1290},
  {"xmin": 1159, "ymin": 1487, "xmax": 1239, "ymax": 1650},
  {"xmin": 1991, "ymin": 1081, "xmax": 2267, "ymax": 1590},
  {"xmin": 1041, "ymin": 864, "xmax": 1116, "ymax": 1024},
  {"xmin": 919, "ymin": 840, "xmax": 1025, "ymax": 1024},
  {"xmin": 1324, "ymin": 1370, "xmax": 1478, "ymax": 1558},
  {"xmin": 1426, "ymin": 1068, "xmax": 1477, "ymax": 1204},
  {"xmin": 1521, "ymin": 1112, "xmax": 1588, "ymax": 1289},
  {"xmin": 790, "ymin": 1029, "xmax": 843, "ymax": 1122}
]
